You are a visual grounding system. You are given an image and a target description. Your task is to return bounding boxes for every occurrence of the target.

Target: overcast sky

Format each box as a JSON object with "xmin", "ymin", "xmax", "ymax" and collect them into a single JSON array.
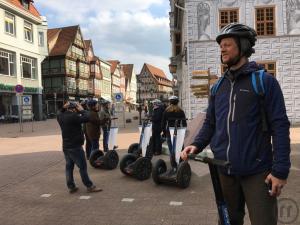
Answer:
[{"xmin": 35, "ymin": 0, "xmax": 172, "ymax": 79}]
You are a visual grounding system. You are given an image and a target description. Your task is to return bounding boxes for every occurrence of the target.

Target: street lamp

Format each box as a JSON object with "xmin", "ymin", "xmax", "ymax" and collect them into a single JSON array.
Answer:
[
  {"xmin": 173, "ymin": 0, "xmax": 191, "ymax": 119},
  {"xmin": 137, "ymin": 81, "xmax": 142, "ymax": 125}
]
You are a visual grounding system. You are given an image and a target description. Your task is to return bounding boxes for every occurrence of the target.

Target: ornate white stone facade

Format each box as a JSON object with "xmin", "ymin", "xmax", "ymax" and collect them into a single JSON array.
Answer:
[{"xmin": 170, "ymin": 0, "xmax": 300, "ymax": 124}]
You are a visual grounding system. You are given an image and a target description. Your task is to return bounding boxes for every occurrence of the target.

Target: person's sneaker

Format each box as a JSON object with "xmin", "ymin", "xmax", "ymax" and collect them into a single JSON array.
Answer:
[
  {"xmin": 69, "ymin": 187, "xmax": 79, "ymax": 194},
  {"xmin": 87, "ymin": 185, "xmax": 103, "ymax": 193}
]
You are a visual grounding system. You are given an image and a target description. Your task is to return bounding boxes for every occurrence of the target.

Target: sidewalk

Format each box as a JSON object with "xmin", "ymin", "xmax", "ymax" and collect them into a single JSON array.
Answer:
[{"xmin": 0, "ymin": 112, "xmax": 299, "ymax": 225}]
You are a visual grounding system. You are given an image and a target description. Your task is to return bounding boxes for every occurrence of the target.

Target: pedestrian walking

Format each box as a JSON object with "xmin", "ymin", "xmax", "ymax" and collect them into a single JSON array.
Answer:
[
  {"xmin": 181, "ymin": 23, "xmax": 291, "ymax": 225},
  {"xmin": 57, "ymin": 101, "xmax": 102, "ymax": 194}
]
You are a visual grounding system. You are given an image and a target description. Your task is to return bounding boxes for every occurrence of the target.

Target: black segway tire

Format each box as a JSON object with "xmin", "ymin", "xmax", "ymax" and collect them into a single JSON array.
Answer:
[
  {"xmin": 152, "ymin": 159, "xmax": 167, "ymax": 185},
  {"xmin": 133, "ymin": 157, "xmax": 152, "ymax": 180},
  {"xmin": 120, "ymin": 153, "xmax": 138, "ymax": 175},
  {"xmin": 177, "ymin": 161, "xmax": 191, "ymax": 189},
  {"xmin": 128, "ymin": 143, "xmax": 141, "ymax": 156},
  {"xmin": 89, "ymin": 150, "xmax": 104, "ymax": 168},
  {"xmin": 104, "ymin": 150, "xmax": 119, "ymax": 170}
]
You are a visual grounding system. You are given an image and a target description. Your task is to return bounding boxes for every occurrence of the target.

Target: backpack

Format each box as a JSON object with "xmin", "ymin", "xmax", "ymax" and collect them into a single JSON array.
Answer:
[{"xmin": 211, "ymin": 69, "xmax": 268, "ymax": 131}]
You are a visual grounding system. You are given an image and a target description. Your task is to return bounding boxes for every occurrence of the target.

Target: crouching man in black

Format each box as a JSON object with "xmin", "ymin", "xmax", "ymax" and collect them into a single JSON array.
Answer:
[{"xmin": 57, "ymin": 101, "xmax": 102, "ymax": 194}]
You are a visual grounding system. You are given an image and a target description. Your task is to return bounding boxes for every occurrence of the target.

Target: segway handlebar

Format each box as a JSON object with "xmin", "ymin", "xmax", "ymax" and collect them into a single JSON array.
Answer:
[
  {"xmin": 188, "ymin": 154, "xmax": 230, "ymax": 168},
  {"xmin": 111, "ymin": 117, "xmax": 118, "ymax": 120}
]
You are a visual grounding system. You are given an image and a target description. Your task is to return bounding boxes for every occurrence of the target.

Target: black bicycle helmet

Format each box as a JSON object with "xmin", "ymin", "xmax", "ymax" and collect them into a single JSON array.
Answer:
[
  {"xmin": 216, "ymin": 23, "xmax": 257, "ymax": 59},
  {"xmin": 216, "ymin": 23, "xmax": 257, "ymax": 46},
  {"xmin": 169, "ymin": 95, "xmax": 179, "ymax": 105}
]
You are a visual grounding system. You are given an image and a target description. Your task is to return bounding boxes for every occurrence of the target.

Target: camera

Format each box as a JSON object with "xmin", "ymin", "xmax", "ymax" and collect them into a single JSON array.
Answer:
[{"xmin": 68, "ymin": 101, "xmax": 77, "ymax": 109}]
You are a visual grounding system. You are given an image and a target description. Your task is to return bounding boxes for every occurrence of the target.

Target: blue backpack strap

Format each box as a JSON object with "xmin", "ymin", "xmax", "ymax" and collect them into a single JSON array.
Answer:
[
  {"xmin": 251, "ymin": 69, "xmax": 268, "ymax": 132},
  {"xmin": 251, "ymin": 69, "xmax": 265, "ymax": 96},
  {"xmin": 211, "ymin": 76, "xmax": 224, "ymax": 96}
]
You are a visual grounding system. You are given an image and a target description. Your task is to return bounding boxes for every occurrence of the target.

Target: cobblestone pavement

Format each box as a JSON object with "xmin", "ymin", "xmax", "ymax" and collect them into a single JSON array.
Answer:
[{"xmin": 0, "ymin": 112, "xmax": 299, "ymax": 225}]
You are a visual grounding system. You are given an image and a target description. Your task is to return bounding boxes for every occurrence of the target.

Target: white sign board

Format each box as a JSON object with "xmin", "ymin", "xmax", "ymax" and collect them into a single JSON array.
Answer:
[{"xmin": 22, "ymin": 95, "xmax": 32, "ymax": 120}]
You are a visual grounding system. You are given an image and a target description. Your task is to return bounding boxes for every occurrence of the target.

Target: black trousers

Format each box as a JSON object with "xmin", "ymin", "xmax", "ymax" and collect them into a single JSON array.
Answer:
[{"xmin": 152, "ymin": 126, "xmax": 162, "ymax": 154}]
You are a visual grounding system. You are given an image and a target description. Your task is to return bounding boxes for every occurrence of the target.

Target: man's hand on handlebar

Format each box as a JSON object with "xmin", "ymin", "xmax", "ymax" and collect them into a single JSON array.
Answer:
[{"xmin": 181, "ymin": 145, "xmax": 199, "ymax": 161}]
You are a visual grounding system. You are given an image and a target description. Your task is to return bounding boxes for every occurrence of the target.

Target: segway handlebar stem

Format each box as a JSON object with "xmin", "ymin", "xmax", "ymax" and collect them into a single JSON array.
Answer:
[{"xmin": 188, "ymin": 154, "xmax": 230, "ymax": 168}]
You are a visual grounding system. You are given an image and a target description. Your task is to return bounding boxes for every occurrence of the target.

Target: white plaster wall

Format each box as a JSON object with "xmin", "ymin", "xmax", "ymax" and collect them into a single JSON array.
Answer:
[{"xmin": 180, "ymin": 0, "xmax": 300, "ymax": 123}]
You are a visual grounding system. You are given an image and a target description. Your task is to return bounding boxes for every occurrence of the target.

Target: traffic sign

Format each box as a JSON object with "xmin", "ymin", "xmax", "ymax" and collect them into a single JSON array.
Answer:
[
  {"xmin": 114, "ymin": 93, "xmax": 123, "ymax": 102},
  {"xmin": 22, "ymin": 95, "xmax": 32, "ymax": 106},
  {"xmin": 15, "ymin": 84, "xmax": 24, "ymax": 94}
]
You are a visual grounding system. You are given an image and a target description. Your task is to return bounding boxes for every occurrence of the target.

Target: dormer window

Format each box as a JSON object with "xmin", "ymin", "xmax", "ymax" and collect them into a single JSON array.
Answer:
[{"xmin": 21, "ymin": 0, "xmax": 30, "ymax": 10}]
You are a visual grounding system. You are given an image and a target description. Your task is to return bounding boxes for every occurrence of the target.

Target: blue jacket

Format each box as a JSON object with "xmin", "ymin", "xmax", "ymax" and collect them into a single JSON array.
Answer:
[{"xmin": 191, "ymin": 61, "xmax": 291, "ymax": 179}]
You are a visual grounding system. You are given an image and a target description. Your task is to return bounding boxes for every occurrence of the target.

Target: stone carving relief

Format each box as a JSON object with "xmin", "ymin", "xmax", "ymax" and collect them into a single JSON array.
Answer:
[
  {"xmin": 197, "ymin": 2, "xmax": 210, "ymax": 40},
  {"xmin": 287, "ymin": 0, "xmax": 300, "ymax": 34}
]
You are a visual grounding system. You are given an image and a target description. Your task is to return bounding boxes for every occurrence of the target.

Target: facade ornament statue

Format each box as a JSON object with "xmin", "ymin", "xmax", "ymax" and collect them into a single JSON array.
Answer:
[
  {"xmin": 287, "ymin": 0, "xmax": 300, "ymax": 34},
  {"xmin": 197, "ymin": 2, "xmax": 210, "ymax": 40}
]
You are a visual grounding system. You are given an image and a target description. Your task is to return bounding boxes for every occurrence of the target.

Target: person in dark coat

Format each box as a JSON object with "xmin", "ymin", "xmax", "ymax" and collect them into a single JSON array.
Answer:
[
  {"xmin": 99, "ymin": 99, "xmax": 111, "ymax": 152},
  {"xmin": 150, "ymin": 99, "xmax": 165, "ymax": 155},
  {"xmin": 181, "ymin": 23, "xmax": 290, "ymax": 225},
  {"xmin": 80, "ymin": 100, "xmax": 91, "ymax": 159},
  {"xmin": 161, "ymin": 96, "xmax": 187, "ymax": 167},
  {"xmin": 57, "ymin": 101, "xmax": 102, "ymax": 193}
]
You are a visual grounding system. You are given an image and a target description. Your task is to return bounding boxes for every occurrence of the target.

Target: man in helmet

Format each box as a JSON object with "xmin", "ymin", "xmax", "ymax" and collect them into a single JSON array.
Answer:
[
  {"xmin": 162, "ymin": 96, "xmax": 187, "ymax": 166},
  {"xmin": 150, "ymin": 99, "xmax": 164, "ymax": 155},
  {"xmin": 85, "ymin": 100, "xmax": 101, "ymax": 159},
  {"xmin": 99, "ymin": 99, "xmax": 112, "ymax": 152},
  {"xmin": 57, "ymin": 101, "xmax": 102, "ymax": 193},
  {"xmin": 181, "ymin": 23, "xmax": 290, "ymax": 225}
]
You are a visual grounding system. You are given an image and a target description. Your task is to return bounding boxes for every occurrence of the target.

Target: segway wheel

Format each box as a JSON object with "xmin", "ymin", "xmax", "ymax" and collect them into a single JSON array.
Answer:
[
  {"xmin": 133, "ymin": 157, "xmax": 152, "ymax": 180},
  {"xmin": 104, "ymin": 150, "xmax": 119, "ymax": 170},
  {"xmin": 152, "ymin": 159, "xmax": 167, "ymax": 185},
  {"xmin": 120, "ymin": 153, "xmax": 138, "ymax": 175},
  {"xmin": 177, "ymin": 161, "xmax": 191, "ymax": 189},
  {"xmin": 89, "ymin": 150, "xmax": 104, "ymax": 168},
  {"xmin": 128, "ymin": 143, "xmax": 141, "ymax": 156}
]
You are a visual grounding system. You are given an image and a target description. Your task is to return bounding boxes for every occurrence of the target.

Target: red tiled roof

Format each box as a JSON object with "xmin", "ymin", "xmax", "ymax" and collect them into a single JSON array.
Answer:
[
  {"xmin": 121, "ymin": 64, "xmax": 134, "ymax": 81},
  {"xmin": 107, "ymin": 60, "xmax": 120, "ymax": 74},
  {"xmin": 144, "ymin": 63, "xmax": 172, "ymax": 87},
  {"xmin": 8, "ymin": 0, "xmax": 40, "ymax": 18},
  {"xmin": 47, "ymin": 25, "xmax": 79, "ymax": 56}
]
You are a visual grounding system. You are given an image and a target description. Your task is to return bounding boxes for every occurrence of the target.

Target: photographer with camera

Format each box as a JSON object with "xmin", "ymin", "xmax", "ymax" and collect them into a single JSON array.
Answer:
[{"xmin": 57, "ymin": 101, "xmax": 102, "ymax": 194}]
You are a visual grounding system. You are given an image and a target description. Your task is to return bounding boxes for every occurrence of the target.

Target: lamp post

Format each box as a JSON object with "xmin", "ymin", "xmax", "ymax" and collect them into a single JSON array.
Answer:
[
  {"xmin": 173, "ymin": 0, "xmax": 191, "ymax": 119},
  {"xmin": 137, "ymin": 81, "xmax": 142, "ymax": 125}
]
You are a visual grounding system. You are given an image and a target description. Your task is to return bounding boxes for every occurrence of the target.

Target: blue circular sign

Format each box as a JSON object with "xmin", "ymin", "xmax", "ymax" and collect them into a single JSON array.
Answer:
[
  {"xmin": 15, "ymin": 84, "xmax": 24, "ymax": 93},
  {"xmin": 24, "ymin": 96, "xmax": 30, "ymax": 103},
  {"xmin": 116, "ymin": 94, "xmax": 121, "ymax": 100}
]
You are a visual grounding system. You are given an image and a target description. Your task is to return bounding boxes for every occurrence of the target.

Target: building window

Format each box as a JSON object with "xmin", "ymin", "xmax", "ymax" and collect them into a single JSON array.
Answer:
[
  {"xmin": 258, "ymin": 61, "xmax": 276, "ymax": 77},
  {"xmin": 21, "ymin": 55, "xmax": 37, "ymax": 79},
  {"xmin": 255, "ymin": 7, "xmax": 275, "ymax": 36},
  {"xmin": 0, "ymin": 49, "xmax": 15, "ymax": 76},
  {"xmin": 38, "ymin": 32, "xmax": 44, "ymax": 46},
  {"xmin": 24, "ymin": 21, "xmax": 33, "ymax": 42},
  {"xmin": 219, "ymin": 9, "xmax": 239, "ymax": 29},
  {"xmin": 5, "ymin": 12, "xmax": 15, "ymax": 35}
]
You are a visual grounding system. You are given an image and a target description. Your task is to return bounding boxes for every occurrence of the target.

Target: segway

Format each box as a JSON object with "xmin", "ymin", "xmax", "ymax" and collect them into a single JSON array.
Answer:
[
  {"xmin": 89, "ymin": 118, "xmax": 119, "ymax": 170},
  {"xmin": 119, "ymin": 119, "xmax": 153, "ymax": 180},
  {"xmin": 152, "ymin": 119, "xmax": 191, "ymax": 188},
  {"xmin": 189, "ymin": 152, "xmax": 231, "ymax": 225}
]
